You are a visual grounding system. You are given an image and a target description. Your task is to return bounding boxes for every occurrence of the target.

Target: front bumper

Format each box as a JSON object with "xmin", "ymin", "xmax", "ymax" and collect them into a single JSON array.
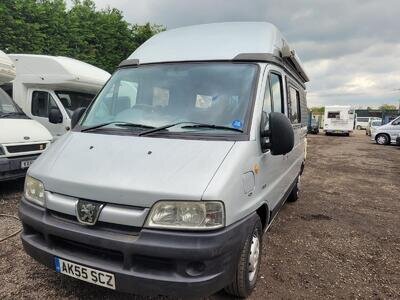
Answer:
[
  {"xmin": 19, "ymin": 198, "xmax": 255, "ymax": 297},
  {"xmin": 0, "ymin": 155, "xmax": 39, "ymax": 181}
]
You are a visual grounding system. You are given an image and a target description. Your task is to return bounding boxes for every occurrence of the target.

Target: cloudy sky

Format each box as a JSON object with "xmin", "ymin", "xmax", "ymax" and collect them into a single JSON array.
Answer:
[{"xmin": 83, "ymin": 0, "xmax": 400, "ymax": 108}]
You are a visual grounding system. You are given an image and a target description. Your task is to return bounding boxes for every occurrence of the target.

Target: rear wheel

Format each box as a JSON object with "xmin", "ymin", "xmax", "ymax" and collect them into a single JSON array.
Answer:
[
  {"xmin": 287, "ymin": 176, "xmax": 300, "ymax": 202},
  {"xmin": 376, "ymin": 134, "xmax": 390, "ymax": 145},
  {"xmin": 225, "ymin": 216, "xmax": 262, "ymax": 298},
  {"xmin": 356, "ymin": 125, "xmax": 361, "ymax": 130}
]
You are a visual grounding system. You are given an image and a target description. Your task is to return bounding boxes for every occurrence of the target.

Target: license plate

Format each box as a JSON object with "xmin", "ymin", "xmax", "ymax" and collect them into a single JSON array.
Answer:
[
  {"xmin": 55, "ymin": 257, "xmax": 116, "ymax": 290},
  {"xmin": 21, "ymin": 160, "xmax": 34, "ymax": 169}
]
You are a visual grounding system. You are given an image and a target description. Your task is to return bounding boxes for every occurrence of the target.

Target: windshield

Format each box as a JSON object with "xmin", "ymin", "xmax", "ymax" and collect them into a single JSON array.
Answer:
[
  {"xmin": 0, "ymin": 87, "xmax": 21, "ymax": 115},
  {"xmin": 81, "ymin": 63, "xmax": 257, "ymax": 136},
  {"xmin": 56, "ymin": 91, "xmax": 95, "ymax": 117}
]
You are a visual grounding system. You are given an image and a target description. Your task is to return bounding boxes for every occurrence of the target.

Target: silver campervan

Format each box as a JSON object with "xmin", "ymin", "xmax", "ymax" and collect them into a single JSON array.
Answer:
[{"xmin": 19, "ymin": 22, "xmax": 309, "ymax": 298}]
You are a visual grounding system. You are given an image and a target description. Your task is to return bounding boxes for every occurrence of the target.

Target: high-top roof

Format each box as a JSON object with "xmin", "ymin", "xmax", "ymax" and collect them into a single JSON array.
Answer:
[
  {"xmin": 128, "ymin": 22, "xmax": 309, "ymax": 83},
  {"xmin": 0, "ymin": 50, "xmax": 16, "ymax": 84},
  {"xmin": 10, "ymin": 54, "xmax": 110, "ymax": 92}
]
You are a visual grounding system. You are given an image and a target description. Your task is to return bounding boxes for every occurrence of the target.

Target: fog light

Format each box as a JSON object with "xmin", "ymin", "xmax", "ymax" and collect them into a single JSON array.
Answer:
[{"xmin": 186, "ymin": 261, "xmax": 206, "ymax": 277}]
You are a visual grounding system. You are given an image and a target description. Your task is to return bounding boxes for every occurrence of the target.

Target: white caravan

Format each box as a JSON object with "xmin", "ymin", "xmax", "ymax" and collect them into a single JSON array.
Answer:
[
  {"xmin": 0, "ymin": 50, "xmax": 52, "ymax": 181},
  {"xmin": 8, "ymin": 54, "xmax": 110, "ymax": 137},
  {"xmin": 323, "ymin": 105, "xmax": 355, "ymax": 135}
]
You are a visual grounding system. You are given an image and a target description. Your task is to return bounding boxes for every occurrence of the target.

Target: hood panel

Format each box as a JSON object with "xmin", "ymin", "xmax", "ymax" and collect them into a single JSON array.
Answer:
[
  {"xmin": 0, "ymin": 119, "xmax": 52, "ymax": 144},
  {"xmin": 30, "ymin": 132, "xmax": 234, "ymax": 207}
]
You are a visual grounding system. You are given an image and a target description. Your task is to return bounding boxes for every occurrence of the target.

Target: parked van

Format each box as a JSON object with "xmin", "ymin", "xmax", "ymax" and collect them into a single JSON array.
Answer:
[
  {"xmin": 371, "ymin": 115, "xmax": 400, "ymax": 145},
  {"xmin": 323, "ymin": 105, "xmax": 355, "ymax": 135},
  {"xmin": 19, "ymin": 22, "xmax": 309, "ymax": 298},
  {"xmin": 0, "ymin": 51, "xmax": 52, "ymax": 181},
  {"xmin": 355, "ymin": 117, "xmax": 370, "ymax": 130},
  {"xmin": 6, "ymin": 54, "xmax": 110, "ymax": 137},
  {"xmin": 366, "ymin": 118, "xmax": 382, "ymax": 136}
]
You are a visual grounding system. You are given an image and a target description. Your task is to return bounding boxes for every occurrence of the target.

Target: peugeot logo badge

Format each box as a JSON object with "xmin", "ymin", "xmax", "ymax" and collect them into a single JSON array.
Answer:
[
  {"xmin": 24, "ymin": 136, "xmax": 30, "ymax": 140},
  {"xmin": 76, "ymin": 200, "xmax": 104, "ymax": 225}
]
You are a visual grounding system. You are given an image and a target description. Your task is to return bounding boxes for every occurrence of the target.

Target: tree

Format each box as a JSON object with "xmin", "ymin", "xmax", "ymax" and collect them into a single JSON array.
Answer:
[
  {"xmin": 0, "ymin": 0, "xmax": 165, "ymax": 73},
  {"xmin": 310, "ymin": 107, "xmax": 324, "ymax": 115},
  {"xmin": 379, "ymin": 104, "xmax": 397, "ymax": 111}
]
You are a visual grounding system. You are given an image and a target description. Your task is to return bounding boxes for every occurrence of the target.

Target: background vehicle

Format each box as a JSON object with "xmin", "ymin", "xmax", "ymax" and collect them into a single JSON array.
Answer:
[
  {"xmin": 5, "ymin": 54, "xmax": 110, "ymax": 137},
  {"xmin": 19, "ymin": 22, "xmax": 309, "ymax": 298},
  {"xmin": 355, "ymin": 117, "xmax": 370, "ymax": 130},
  {"xmin": 372, "ymin": 115, "xmax": 400, "ymax": 145},
  {"xmin": 366, "ymin": 118, "xmax": 382, "ymax": 136},
  {"xmin": 0, "ymin": 50, "xmax": 52, "ymax": 181},
  {"xmin": 323, "ymin": 105, "xmax": 355, "ymax": 135},
  {"xmin": 308, "ymin": 118, "xmax": 319, "ymax": 134}
]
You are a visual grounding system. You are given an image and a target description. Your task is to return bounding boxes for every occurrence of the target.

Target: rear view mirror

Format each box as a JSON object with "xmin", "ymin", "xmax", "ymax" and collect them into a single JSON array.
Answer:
[
  {"xmin": 261, "ymin": 112, "xmax": 294, "ymax": 155},
  {"xmin": 49, "ymin": 108, "xmax": 63, "ymax": 124},
  {"xmin": 71, "ymin": 107, "xmax": 86, "ymax": 129}
]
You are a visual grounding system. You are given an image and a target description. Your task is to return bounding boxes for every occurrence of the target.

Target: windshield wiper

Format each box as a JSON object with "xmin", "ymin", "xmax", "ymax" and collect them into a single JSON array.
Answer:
[
  {"xmin": 0, "ymin": 112, "xmax": 25, "ymax": 118},
  {"xmin": 181, "ymin": 124, "xmax": 243, "ymax": 133},
  {"xmin": 139, "ymin": 122, "xmax": 243, "ymax": 136},
  {"xmin": 138, "ymin": 121, "xmax": 200, "ymax": 136},
  {"xmin": 81, "ymin": 121, "xmax": 155, "ymax": 132}
]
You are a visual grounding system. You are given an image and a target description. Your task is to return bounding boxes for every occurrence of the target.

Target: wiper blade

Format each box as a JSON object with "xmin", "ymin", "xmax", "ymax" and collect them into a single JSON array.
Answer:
[
  {"xmin": 138, "ymin": 121, "xmax": 200, "ymax": 136},
  {"xmin": 181, "ymin": 124, "xmax": 243, "ymax": 133},
  {"xmin": 81, "ymin": 121, "xmax": 155, "ymax": 132},
  {"xmin": 0, "ymin": 112, "xmax": 24, "ymax": 118}
]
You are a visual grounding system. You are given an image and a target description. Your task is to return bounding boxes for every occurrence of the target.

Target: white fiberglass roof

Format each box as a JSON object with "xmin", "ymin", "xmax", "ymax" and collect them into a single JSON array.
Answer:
[
  {"xmin": 9, "ymin": 54, "xmax": 110, "ymax": 91},
  {"xmin": 128, "ymin": 22, "xmax": 309, "ymax": 82}
]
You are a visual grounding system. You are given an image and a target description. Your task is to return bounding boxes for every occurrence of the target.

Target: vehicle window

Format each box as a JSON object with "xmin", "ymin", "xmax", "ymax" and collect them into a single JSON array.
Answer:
[
  {"xmin": 288, "ymin": 86, "xmax": 301, "ymax": 123},
  {"xmin": 372, "ymin": 120, "xmax": 382, "ymax": 126},
  {"xmin": 32, "ymin": 91, "xmax": 58, "ymax": 118},
  {"xmin": 392, "ymin": 117, "xmax": 400, "ymax": 125},
  {"xmin": 357, "ymin": 117, "xmax": 369, "ymax": 122},
  {"xmin": 261, "ymin": 77, "xmax": 272, "ymax": 131},
  {"xmin": 269, "ymin": 73, "xmax": 283, "ymax": 113},
  {"xmin": 0, "ymin": 88, "xmax": 19, "ymax": 114},
  {"xmin": 82, "ymin": 63, "xmax": 258, "ymax": 135},
  {"xmin": 328, "ymin": 112, "xmax": 340, "ymax": 119},
  {"xmin": 56, "ymin": 91, "xmax": 95, "ymax": 117}
]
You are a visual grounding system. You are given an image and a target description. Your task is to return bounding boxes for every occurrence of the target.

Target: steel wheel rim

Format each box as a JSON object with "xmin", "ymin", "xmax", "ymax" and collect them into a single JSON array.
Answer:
[
  {"xmin": 297, "ymin": 176, "xmax": 301, "ymax": 197},
  {"xmin": 248, "ymin": 233, "xmax": 260, "ymax": 282},
  {"xmin": 377, "ymin": 136, "xmax": 386, "ymax": 144}
]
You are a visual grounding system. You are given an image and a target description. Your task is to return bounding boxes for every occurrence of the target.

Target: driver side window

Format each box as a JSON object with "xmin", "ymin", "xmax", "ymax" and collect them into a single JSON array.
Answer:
[{"xmin": 32, "ymin": 91, "xmax": 58, "ymax": 118}]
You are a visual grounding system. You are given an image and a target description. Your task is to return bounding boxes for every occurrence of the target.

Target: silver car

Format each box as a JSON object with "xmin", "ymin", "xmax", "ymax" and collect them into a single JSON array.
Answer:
[
  {"xmin": 19, "ymin": 22, "xmax": 308, "ymax": 298},
  {"xmin": 372, "ymin": 115, "xmax": 400, "ymax": 145}
]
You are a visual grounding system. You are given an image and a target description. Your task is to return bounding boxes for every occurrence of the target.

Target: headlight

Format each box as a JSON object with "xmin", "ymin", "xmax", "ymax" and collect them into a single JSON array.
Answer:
[
  {"xmin": 145, "ymin": 201, "xmax": 225, "ymax": 230},
  {"xmin": 0, "ymin": 145, "xmax": 4, "ymax": 156},
  {"xmin": 24, "ymin": 176, "xmax": 45, "ymax": 206}
]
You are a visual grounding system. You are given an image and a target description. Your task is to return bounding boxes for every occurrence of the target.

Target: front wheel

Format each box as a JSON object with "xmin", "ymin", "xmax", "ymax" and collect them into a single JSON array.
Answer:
[
  {"xmin": 225, "ymin": 216, "xmax": 262, "ymax": 298},
  {"xmin": 287, "ymin": 176, "xmax": 300, "ymax": 202},
  {"xmin": 376, "ymin": 134, "xmax": 389, "ymax": 145}
]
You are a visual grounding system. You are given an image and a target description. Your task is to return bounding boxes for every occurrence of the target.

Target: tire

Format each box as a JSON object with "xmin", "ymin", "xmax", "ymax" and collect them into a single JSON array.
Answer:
[
  {"xmin": 287, "ymin": 176, "xmax": 300, "ymax": 202},
  {"xmin": 356, "ymin": 125, "xmax": 361, "ymax": 130},
  {"xmin": 376, "ymin": 134, "xmax": 390, "ymax": 145},
  {"xmin": 225, "ymin": 216, "xmax": 262, "ymax": 298}
]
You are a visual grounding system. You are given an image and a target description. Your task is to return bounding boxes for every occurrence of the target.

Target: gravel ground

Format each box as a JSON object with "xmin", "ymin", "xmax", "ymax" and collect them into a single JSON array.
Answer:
[{"xmin": 0, "ymin": 131, "xmax": 399, "ymax": 299}]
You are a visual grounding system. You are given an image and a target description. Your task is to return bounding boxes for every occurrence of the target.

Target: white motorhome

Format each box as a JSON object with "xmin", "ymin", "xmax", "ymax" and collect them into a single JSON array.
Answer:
[
  {"xmin": 0, "ymin": 50, "xmax": 52, "ymax": 181},
  {"xmin": 8, "ymin": 54, "xmax": 110, "ymax": 137},
  {"xmin": 323, "ymin": 105, "xmax": 355, "ymax": 135}
]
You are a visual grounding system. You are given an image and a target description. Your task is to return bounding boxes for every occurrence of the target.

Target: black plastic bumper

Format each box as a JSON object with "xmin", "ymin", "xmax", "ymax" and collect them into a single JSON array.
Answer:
[
  {"xmin": 0, "ymin": 155, "xmax": 38, "ymax": 181},
  {"xmin": 19, "ymin": 198, "xmax": 255, "ymax": 297}
]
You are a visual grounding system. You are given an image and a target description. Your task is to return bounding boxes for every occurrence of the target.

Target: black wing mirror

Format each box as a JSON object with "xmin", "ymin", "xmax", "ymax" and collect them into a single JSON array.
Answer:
[
  {"xmin": 49, "ymin": 108, "xmax": 63, "ymax": 124},
  {"xmin": 71, "ymin": 107, "xmax": 86, "ymax": 129},
  {"xmin": 261, "ymin": 112, "xmax": 294, "ymax": 155}
]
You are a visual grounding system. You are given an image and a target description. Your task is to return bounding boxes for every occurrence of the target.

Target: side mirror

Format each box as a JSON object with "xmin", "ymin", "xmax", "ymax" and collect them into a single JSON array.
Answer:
[
  {"xmin": 261, "ymin": 112, "xmax": 294, "ymax": 155},
  {"xmin": 71, "ymin": 107, "xmax": 86, "ymax": 129},
  {"xmin": 49, "ymin": 108, "xmax": 63, "ymax": 124}
]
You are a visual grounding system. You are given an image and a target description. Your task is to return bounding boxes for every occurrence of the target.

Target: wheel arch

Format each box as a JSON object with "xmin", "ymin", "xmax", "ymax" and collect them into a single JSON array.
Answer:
[{"xmin": 256, "ymin": 203, "xmax": 270, "ymax": 230}]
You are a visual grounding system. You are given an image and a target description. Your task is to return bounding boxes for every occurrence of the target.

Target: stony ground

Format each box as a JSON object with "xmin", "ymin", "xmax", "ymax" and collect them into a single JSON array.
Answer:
[{"xmin": 0, "ymin": 131, "xmax": 399, "ymax": 299}]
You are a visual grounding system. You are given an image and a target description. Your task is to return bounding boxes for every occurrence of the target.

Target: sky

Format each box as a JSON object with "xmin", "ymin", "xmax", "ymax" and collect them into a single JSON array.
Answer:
[{"xmin": 75, "ymin": 0, "xmax": 400, "ymax": 108}]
